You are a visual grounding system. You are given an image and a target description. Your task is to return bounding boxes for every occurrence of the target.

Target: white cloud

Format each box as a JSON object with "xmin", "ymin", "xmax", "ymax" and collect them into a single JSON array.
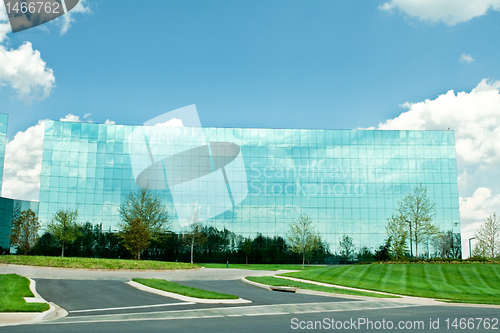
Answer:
[
  {"xmin": 376, "ymin": 79, "xmax": 500, "ymax": 257},
  {"xmin": 459, "ymin": 54, "xmax": 475, "ymax": 63},
  {"xmin": 57, "ymin": 0, "xmax": 91, "ymax": 35},
  {"xmin": 0, "ymin": 42, "xmax": 55, "ymax": 103},
  {"xmin": 59, "ymin": 114, "xmax": 82, "ymax": 122},
  {"xmin": 83, "ymin": 113, "xmax": 92, "ymax": 119},
  {"xmin": 380, "ymin": 0, "xmax": 500, "ymax": 26},
  {"xmin": 2, "ymin": 120, "xmax": 46, "ymax": 201},
  {"xmin": 104, "ymin": 119, "xmax": 116, "ymax": 125},
  {"xmin": 155, "ymin": 118, "xmax": 184, "ymax": 127}
]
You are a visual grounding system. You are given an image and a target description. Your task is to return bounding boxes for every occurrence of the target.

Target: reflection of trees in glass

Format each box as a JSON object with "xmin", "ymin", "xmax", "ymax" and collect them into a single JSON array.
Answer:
[
  {"xmin": 433, "ymin": 230, "xmax": 461, "ymax": 259},
  {"xmin": 338, "ymin": 235, "xmax": 355, "ymax": 262}
]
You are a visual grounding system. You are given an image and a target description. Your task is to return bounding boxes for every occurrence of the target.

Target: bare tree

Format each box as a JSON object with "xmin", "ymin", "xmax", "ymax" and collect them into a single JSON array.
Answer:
[
  {"xmin": 184, "ymin": 202, "xmax": 206, "ymax": 264},
  {"xmin": 433, "ymin": 230, "xmax": 454, "ymax": 258},
  {"xmin": 10, "ymin": 209, "xmax": 40, "ymax": 255},
  {"xmin": 473, "ymin": 213, "xmax": 500, "ymax": 258},
  {"xmin": 286, "ymin": 214, "xmax": 321, "ymax": 269}
]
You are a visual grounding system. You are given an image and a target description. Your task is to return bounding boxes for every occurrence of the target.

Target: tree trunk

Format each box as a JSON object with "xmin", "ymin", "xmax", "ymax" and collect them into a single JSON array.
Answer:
[
  {"xmin": 137, "ymin": 250, "xmax": 141, "ymax": 260},
  {"xmin": 246, "ymin": 255, "xmax": 248, "ymax": 265},
  {"xmin": 61, "ymin": 241, "xmax": 65, "ymax": 257},
  {"xmin": 302, "ymin": 251, "xmax": 305, "ymax": 270},
  {"xmin": 191, "ymin": 236, "xmax": 194, "ymax": 264}
]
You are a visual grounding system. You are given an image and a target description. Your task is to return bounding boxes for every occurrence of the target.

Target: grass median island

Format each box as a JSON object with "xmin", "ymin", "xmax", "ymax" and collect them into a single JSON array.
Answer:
[
  {"xmin": 0, "ymin": 255, "xmax": 198, "ymax": 270},
  {"xmin": 245, "ymin": 276, "xmax": 398, "ymax": 298},
  {"xmin": 201, "ymin": 263, "xmax": 318, "ymax": 271},
  {"xmin": 132, "ymin": 278, "xmax": 239, "ymax": 299},
  {"xmin": 0, "ymin": 274, "xmax": 50, "ymax": 312},
  {"xmin": 281, "ymin": 264, "xmax": 500, "ymax": 305}
]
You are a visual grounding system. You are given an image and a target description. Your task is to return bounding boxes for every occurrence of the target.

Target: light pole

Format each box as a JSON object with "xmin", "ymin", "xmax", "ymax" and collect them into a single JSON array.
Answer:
[
  {"xmin": 406, "ymin": 220, "xmax": 412, "ymax": 257},
  {"xmin": 469, "ymin": 237, "xmax": 476, "ymax": 259}
]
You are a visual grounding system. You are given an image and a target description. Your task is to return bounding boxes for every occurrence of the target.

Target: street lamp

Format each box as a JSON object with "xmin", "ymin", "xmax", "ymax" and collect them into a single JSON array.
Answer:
[
  {"xmin": 406, "ymin": 220, "xmax": 412, "ymax": 257},
  {"xmin": 469, "ymin": 237, "xmax": 476, "ymax": 259}
]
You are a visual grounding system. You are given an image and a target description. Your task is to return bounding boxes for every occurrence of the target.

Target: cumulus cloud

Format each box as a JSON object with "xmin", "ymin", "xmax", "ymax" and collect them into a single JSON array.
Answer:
[
  {"xmin": 57, "ymin": 0, "xmax": 91, "ymax": 35},
  {"xmin": 379, "ymin": 0, "xmax": 500, "ymax": 26},
  {"xmin": 59, "ymin": 114, "xmax": 82, "ymax": 122},
  {"xmin": 2, "ymin": 120, "xmax": 46, "ymax": 200},
  {"xmin": 83, "ymin": 113, "xmax": 92, "ymax": 119},
  {"xmin": 377, "ymin": 79, "xmax": 500, "ymax": 257},
  {"xmin": 459, "ymin": 54, "xmax": 475, "ymax": 63},
  {"xmin": 155, "ymin": 118, "xmax": 184, "ymax": 127},
  {"xmin": 104, "ymin": 119, "xmax": 116, "ymax": 125},
  {"xmin": 0, "ymin": 42, "xmax": 55, "ymax": 103}
]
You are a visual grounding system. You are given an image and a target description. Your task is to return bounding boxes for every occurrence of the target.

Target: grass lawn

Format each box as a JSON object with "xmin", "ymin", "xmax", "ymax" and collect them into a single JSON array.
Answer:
[
  {"xmin": 0, "ymin": 274, "xmax": 50, "ymax": 312},
  {"xmin": 132, "ymin": 278, "xmax": 239, "ymax": 299},
  {"xmin": 200, "ymin": 263, "xmax": 318, "ymax": 271},
  {"xmin": 245, "ymin": 276, "xmax": 398, "ymax": 298},
  {"xmin": 281, "ymin": 264, "xmax": 500, "ymax": 305},
  {"xmin": 0, "ymin": 255, "xmax": 198, "ymax": 270}
]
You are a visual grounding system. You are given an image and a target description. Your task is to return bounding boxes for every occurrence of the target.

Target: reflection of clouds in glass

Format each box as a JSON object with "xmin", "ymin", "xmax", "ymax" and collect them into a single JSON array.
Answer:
[{"xmin": 6, "ymin": 0, "xmax": 65, "ymax": 33}]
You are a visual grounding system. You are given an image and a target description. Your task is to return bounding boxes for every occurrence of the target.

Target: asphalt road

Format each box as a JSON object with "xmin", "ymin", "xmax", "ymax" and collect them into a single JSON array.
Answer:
[
  {"xmin": 2, "ymin": 304, "xmax": 499, "ymax": 333},
  {"xmin": 33, "ymin": 278, "xmax": 351, "ymax": 317}
]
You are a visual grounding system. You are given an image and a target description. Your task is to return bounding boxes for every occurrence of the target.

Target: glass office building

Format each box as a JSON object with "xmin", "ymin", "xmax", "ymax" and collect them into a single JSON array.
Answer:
[{"xmin": 37, "ymin": 120, "xmax": 461, "ymax": 253}]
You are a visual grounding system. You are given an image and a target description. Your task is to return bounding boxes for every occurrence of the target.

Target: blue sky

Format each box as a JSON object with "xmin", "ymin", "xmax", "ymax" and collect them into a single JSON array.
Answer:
[
  {"xmin": 1, "ymin": 0, "xmax": 500, "ymax": 255},
  {"xmin": 2, "ymin": 0, "xmax": 500, "ymax": 134}
]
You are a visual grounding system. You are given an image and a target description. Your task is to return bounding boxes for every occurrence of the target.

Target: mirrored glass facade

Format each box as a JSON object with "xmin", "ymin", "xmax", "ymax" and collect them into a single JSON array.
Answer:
[{"xmin": 38, "ymin": 120, "xmax": 460, "ymax": 252}]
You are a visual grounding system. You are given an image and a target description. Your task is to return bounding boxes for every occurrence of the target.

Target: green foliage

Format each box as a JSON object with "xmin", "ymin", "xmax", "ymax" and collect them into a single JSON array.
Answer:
[
  {"xmin": 10, "ymin": 209, "xmax": 40, "ymax": 255},
  {"xmin": 286, "ymin": 214, "xmax": 322, "ymax": 269},
  {"xmin": 240, "ymin": 238, "xmax": 252, "ymax": 265},
  {"xmin": 338, "ymin": 234, "xmax": 355, "ymax": 262},
  {"xmin": 121, "ymin": 218, "xmax": 150, "ymax": 259},
  {"xmin": 133, "ymin": 278, "xmax": 238, "ymax": 299},
  {"xmin": 46, "ymin": 208, "xmax": 82, "ymax": 257},
  {"xmin": 246, "ymin": 276, "xmax": 397, "ymax": 298},
  {"xmin": 374, "ymin": 238, "xmax": 391, "ymax": 261},
  {"xmin": 282, "ymin": 264, "xmax": 500, "ymax": 305},
  {"xmin": 473, "ymin": 213, "xmax": 500, "ymax": 259},
  {"xmin": 0, "ymin": 274, "xmax": 50, "ymax": 312},
  {"xmin": 386, "ymin": 214, "xmax": 408, "ymax": 258},
  {"xmin": 118, "ymin": 188, "xmax": 170, "ymax": 240},
  {"xmin": 390, "ymin": 184, "xmax": 440, "ymax": 257}
]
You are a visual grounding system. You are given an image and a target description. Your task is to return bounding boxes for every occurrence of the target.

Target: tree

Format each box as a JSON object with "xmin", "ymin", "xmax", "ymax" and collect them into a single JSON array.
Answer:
[
  {"xmin": 286, "ymin": 214, "xmax": 321, "ymax": 269},
  {"xmin": 240, "ymin": 238, "xmax": 252, "ymax": 265},
  {"xmin": 10, "ymin": 209, "xmax": 40, "ymax": 255},
  {"xmin": 47, "ymin": 208, "xmax": 81, "ymax": 257},
  {"xmin": 473, "ymin": 213, "xmax": 500, "ymax": 258},
  {"xmin": 433, "ymin": 230, "xmax": 454, "ymax": 258},
  {"xmin": 395, "ymin": 184, "xmax": 439, "ymax": 257},
  {"xmin": 118, "ymin": 188, "xmax": 170, "ymax": 240},
  {"xmin": 386, "ymin": 214, "xmax": 408, "ymax": 259},
  {"xmin": 338, "ymin": 235, "xmax": 355, "ymax": 262},
  {"xmin": 374, "ymin": 238, "xmax": 392, "ymax": 261},
  {"xmin": 121, "ymin": 218, "xmax": 150, "ymax": 259},
  {"xmin": 183, "ymin": 202, "xmax": 206, "ymax": 264}
]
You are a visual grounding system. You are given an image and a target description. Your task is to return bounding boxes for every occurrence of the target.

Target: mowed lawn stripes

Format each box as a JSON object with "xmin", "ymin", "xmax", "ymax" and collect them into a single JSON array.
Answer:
[{"xmin": 282, "ymin": 264, "xmax": 500, "ymax": 305}]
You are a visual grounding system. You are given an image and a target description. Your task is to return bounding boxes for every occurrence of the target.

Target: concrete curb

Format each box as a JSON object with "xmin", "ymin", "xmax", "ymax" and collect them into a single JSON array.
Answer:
[{"xmin": 127, "ymin": 280, "xmax": 252, "ymax": 304}]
